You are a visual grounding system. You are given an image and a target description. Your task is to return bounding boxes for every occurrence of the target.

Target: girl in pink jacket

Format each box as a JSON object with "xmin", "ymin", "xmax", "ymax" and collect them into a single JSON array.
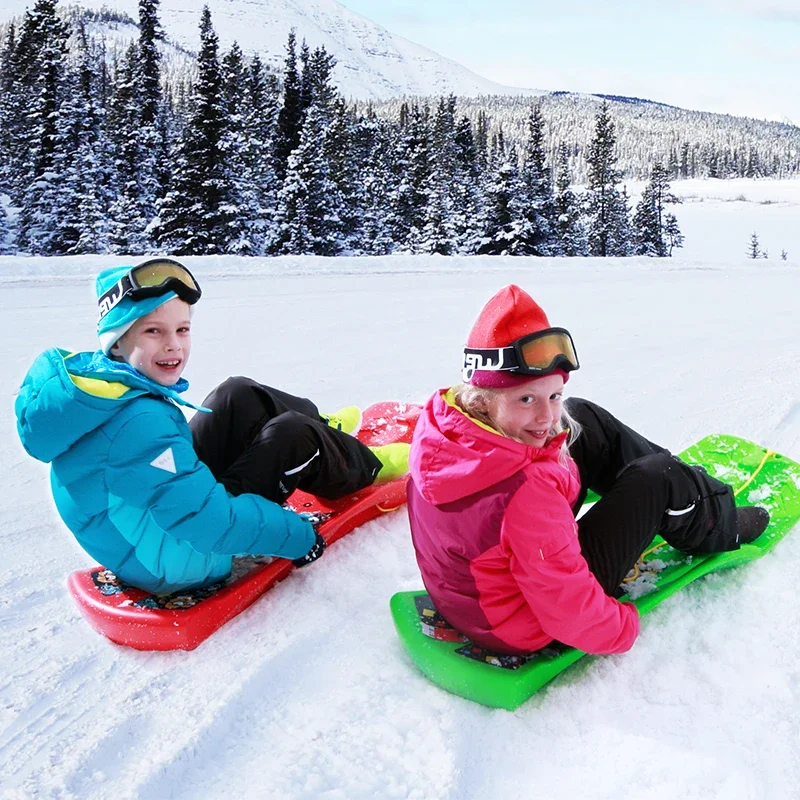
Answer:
[{"xmin": 407, "ymin": 285, "xmax": 769, "ymax": 656}]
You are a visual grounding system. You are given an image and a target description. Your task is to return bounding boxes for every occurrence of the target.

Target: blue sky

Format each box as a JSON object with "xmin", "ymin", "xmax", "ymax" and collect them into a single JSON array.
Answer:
[{"xmin": 339, "ymin": 0, "xmax": 800, "ymax": 123}]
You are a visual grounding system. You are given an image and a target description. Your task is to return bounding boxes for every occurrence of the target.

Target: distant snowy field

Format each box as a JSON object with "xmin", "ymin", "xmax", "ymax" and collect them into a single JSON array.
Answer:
[
  {"xmin": 2, "ymin": 179, "xmax": 800, "ymax": 800},
  {"xmin": 625, "ymin": 177, "xmax": 800, "ymax": 263}
]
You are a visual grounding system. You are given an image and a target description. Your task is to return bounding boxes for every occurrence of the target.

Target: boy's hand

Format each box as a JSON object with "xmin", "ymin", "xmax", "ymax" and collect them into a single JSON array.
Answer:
[{"xmin": 292, "ymin": 532, "xmax": 327, "ymax": 568}]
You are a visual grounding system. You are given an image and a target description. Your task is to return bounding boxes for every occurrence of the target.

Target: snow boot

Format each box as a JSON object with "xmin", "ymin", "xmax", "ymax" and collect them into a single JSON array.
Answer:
[
  {"xmin": 321, "ymin": 406, "xmax": 362, "ymax": 436},
  {"xmin": 736, "ymin": 506, "xmax": 770, "ymax": 545},
  {"xmin": 369, "ymin": 442, "xmax": 411, "ymax": 484}
]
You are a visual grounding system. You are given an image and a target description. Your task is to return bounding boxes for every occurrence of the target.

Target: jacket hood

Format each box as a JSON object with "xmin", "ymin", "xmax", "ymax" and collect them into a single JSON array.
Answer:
[
  {"xmin": 409, "ymin": 388, "xmax": 567, "ymax": 505},
  {"xmin": 15, "ymin": 348, "xmax": 204, "ymax": 464}
]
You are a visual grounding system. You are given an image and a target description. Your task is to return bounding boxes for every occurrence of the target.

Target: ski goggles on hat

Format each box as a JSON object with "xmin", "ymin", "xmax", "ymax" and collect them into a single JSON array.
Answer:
[
  {"xmin": 462, "ymin": 328, "xmax": 579, "ymax": 382},
  {"xmin": 98, "ymin": 259, "xmax": 202, "ymax": 320}
]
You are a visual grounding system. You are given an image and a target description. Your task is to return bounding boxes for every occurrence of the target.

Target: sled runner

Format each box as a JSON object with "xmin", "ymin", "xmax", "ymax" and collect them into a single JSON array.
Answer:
[
  {"xmin": 390, "ymin": 434, "xmax": 800, "ymax": 710},
  {"xmin": 68, "ymin": 401, "xmax": 421, "ymax": 651}
]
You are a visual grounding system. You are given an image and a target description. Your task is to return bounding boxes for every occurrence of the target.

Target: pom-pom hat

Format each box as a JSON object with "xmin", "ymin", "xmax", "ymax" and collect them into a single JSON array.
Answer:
[{"xmin": 463, "ymin": 285, "xmax": 579, "ymax": 387}]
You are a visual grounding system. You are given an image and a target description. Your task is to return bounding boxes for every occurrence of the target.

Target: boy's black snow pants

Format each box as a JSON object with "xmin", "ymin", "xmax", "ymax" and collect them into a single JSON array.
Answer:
[
  {"xmin": 565, "ymin": 398, "xmax": 740, "ymax": 596},
  {"xmin": 190, "ymin": 377, "xmax": 382, "ymax": 504}
]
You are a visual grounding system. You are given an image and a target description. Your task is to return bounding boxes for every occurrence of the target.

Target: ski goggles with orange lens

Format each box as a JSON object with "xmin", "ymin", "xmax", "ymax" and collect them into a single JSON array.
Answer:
[
  {"xmin": 98, "ymin": 259, "xmax": 202, "ymax": 320},
  {"xmin": 462, "ymin": 328, "xmax": 579, "ymax": 382}
]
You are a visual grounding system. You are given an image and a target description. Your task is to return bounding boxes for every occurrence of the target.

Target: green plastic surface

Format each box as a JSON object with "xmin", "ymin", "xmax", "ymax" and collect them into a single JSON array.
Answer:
[{"xmin": 390, "ymin": 435, "xmax": 800, "ymax": 710}]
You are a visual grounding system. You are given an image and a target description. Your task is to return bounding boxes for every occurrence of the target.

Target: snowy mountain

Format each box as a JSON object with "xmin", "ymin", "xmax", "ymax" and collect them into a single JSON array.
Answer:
[{"xmin": 0, "ymin": 0, "xmax": 544, "ymax": 99}]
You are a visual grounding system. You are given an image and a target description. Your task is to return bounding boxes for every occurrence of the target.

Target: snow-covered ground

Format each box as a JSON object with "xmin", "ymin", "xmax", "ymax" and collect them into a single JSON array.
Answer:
[
  {"xmin": 624, "ymin": 177, "xmax": 800, "ymax": 264},
  {"xmin": 2, "ymin": 181, "xmax": 800, "ymax": 800}
]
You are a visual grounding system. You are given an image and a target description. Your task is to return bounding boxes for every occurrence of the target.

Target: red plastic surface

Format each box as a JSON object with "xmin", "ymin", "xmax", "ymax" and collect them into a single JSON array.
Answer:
[{"xmin": 67, "ymin": 401, "xmax": 421, "ymax": 651}]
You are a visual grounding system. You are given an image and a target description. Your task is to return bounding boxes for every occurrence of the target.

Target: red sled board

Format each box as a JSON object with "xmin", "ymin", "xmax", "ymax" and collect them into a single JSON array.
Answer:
[{"xmin": 67, "ymin": 401, "xmax": 422, "ymax": 651}]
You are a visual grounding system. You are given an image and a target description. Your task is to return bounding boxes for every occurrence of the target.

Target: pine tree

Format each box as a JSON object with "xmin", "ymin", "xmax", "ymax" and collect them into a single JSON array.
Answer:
[
  {"xmin": 632, "ymin": 162, "xmax": 681, "ymax": 257},
  {"xmin": 611, "ymin": 186, "xmax": 634, "ymax": 256},
  {"xmin": 15, "ymin": 0, "xmax": 70, "ymax": 253},
  {"xmin": 387, "ymin": 104, "xmax": 430, "ymax": 250},
  {"xmin": 679, "ymin": 142, "xmax": 690, "ymax": 179},
  {"xmin": 516, "ymin": 104, "xmax": 555, "ymax": 255},
  {"xmin": 667, "ymin": 147, "xmax": 679, "ymax": 180},
  {"xmin": 553, "ymin": 142, "xmax": 587, "ymax": 256},
  {"xmin": 487, "ymin": 127, "xmax": 506, "ymax": 174},
  {"xmin": 632, "ymin": 185, "xmax": 659, "ymax": 256},
  {"xmin": 478, "ymin": 145, "xmax": 525, "ymax": 255},
  {"xmin": 273, "ymin": 44, "xmax": 345, "ymax": 254},
  {"xmin": 305, "ymin": 45, "xmax": 337, "ymax": 113},
  {"xmin": 134, "ymin": 0, "xmax": 166, "ymax": 225},
  {"xmin": 152, "ymin": 91, "xmax": 178, "ymax": 207},
  {"xmin": 138, "ymin": 0, "xmax": 162, "ymax": 127},
  {"xmin": 52, "ymin": 24, "xmax": 110, "ymax": 254},
  {"xmin": 241, "ymin": 55, "xmax": 279, "ymax": 252},
  {"xmin": 663, "ymin": 213, "xmax": 684, "ymax": 255},
  {"xmin": 322, "ymin": 102, "xmax": 366, "ymax": 255},
  {"xmin": 584, "ymin": 102, "xmax": 631, "ymax": 257},
  {"xmin": 273, "ymin": 30, "xmax": 302, "ymax": 184},
  {"xmin": 218, "ymin": 41, "xmax": 262, "ymax": 254},
  {"xmin": 272, "ymin": 103, "xmax": 341, "ymax": 255},
  {"xmin": 2, "ymin": 2, "xmax": 68, "ymax": 202},
  {"xmin": 298, "ymin": 39, "xmax": 312, "ymax": 116},
  {"xmin": 747, "ymin": 232, "xmax": 761, "ymax": 259},
  {"xmin": 0, "ymin": 198, "xmax": 12, "ymax": 253},
  {"xmin": 474, "ymin": 110, "xmax": 489, "ymax": 174},
  {"xmin": 452, "ymin": 114, "xmax": 483, "ymax": 253},
  {"xmin": 359, "ymin": 116, "xmax": 395, "ymax": 254},
  {"xmin": 107, "ymin": 43, "xmax": 150, "ymax": 253},
  {"xmin": 418, "ymin": 181, "xmax": 457, "ymax": 255},
  {"xmin": 418, "ymin": 96, "xmax": 459, "ymax": 255},
  {"xmin": 155, "ymin": 6, "xmax": 229, "ymax": 255},
  {"xmin": 0, "ymin": 23, "xmax": 18, "ymax": 195},
  {"xmin": 105, "ymin": 0, "xmax": 166, "ymax": 253}
]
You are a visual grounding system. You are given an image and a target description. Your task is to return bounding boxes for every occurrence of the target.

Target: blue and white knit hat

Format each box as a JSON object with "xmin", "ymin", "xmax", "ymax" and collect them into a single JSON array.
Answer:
[{"xmin": 96, "ymin": 265, "xmax": 180, "ymax": 355}]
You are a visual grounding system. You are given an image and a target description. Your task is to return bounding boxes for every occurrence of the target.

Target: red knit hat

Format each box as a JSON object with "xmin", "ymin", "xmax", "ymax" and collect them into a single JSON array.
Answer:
[{"xmin": 465, "ymin": 285, "xmax": 570, "ymax": 388}]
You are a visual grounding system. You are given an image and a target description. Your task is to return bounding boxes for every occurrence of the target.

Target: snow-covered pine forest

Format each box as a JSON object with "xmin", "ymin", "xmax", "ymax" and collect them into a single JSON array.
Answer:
[
  {"xmin": 0, "ymin": 0, "xmax": 797, "ymax": 259},
  {"xmin": 366, "ymin": 94, "xmax": 800, "ymax": 185}
]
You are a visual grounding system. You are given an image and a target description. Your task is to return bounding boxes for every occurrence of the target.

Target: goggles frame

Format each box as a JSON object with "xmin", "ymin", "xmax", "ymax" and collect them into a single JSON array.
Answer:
[
  {"xmin": 98, "ymin": 259, "xmax": 201, "ymax": 320},
  {"xmin": 462, "ymin": 327, "xmax": 579, "ymax": 383}
]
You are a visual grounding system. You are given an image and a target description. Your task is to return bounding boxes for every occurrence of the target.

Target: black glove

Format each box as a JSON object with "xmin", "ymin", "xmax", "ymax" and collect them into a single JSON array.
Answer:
[{"xmin": 291, "ymin": 532, "xmax": 327, "ymax": 568}]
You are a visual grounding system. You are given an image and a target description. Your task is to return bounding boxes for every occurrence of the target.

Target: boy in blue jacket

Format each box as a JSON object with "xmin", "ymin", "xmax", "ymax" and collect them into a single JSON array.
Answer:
[{"xmin": 15, "ymin": 259, "xmax": 408, "ymax": 594}]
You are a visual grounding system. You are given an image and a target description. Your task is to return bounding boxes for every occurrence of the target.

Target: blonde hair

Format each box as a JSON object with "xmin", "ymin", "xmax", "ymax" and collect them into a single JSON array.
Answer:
[{"xmin": 453, "ymin": 382, "xmax": 581, "ymax": 465}]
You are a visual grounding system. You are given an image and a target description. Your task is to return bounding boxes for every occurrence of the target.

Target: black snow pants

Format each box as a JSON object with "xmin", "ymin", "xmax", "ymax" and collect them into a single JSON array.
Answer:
[
  {"xmin": 565, "ymin": 398, "xmax": 740, "ymax": 596},
  {"xmin": 190, "ymin": 377, "xmax": 382, "ymax": 504}
]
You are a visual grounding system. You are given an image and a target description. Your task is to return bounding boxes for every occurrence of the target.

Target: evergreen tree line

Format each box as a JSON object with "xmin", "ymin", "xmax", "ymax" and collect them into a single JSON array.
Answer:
[
  {"xmin": 0, "ymin": 0, "xmax": 682, "ymax": 258},
  {"xmin": 374, "ymin": 94, "xmax": 800, "ymax": 185}
]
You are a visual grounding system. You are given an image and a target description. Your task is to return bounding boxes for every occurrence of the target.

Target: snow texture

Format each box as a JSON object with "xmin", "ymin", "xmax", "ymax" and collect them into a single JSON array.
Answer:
[{"xmin": 2, "ymin": 180, "xmax": 800, "ymax": 799}]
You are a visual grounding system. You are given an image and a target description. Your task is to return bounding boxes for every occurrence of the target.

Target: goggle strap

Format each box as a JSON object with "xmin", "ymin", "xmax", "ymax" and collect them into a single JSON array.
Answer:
[
  {"xmin": 462, "ymin": 346, "xmax": 517, "ymax": 382},
  {"xmin": 463, "ymin": 346, "xmax": 517, "ymax": 372},
  {"xmin": 97, "ymin": 275, "xmax": 134, "ymax": 320}
]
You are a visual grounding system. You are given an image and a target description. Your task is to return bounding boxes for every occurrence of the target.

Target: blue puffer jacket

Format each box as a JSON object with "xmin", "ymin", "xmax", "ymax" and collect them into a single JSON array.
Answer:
[{"xmin": 15, "ymin": 348, "xmax": 315, "ymax": 593}]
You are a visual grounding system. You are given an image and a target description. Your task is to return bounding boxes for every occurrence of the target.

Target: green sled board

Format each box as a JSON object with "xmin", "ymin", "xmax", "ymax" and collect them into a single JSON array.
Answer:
[{"xmin": 390, "ymin": 434, "xmax": 800, "ymax": 710}]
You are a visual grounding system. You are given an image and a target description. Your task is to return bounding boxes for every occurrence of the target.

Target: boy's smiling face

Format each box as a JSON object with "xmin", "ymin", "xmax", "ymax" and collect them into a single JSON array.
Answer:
[{"xmin": 111, "ymin": 298, "xmax": 192, "ymax": 386}]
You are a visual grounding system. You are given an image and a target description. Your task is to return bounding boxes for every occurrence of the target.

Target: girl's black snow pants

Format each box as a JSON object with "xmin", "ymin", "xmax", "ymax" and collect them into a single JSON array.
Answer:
[
  {"xmin": 565, "ymin": 398, "xmax": 740, "ymax": 596},
  {"xmin": 190, "ymin": 377, "xmax": 382, "ymax": 504}
]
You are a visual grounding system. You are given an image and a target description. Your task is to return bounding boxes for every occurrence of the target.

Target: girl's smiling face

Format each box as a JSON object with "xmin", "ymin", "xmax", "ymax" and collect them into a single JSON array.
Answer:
[
  {"xmin": 484, "ymin": 373, "xmax": 565, "ymax": 446},
  {"xmin": 111, "ymin": 298, "xmax": 192, "ymax": 386}
]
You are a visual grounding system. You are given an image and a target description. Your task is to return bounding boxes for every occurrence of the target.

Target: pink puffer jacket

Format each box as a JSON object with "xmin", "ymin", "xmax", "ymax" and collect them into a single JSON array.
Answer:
[{"xmin": 407, "ymin": 389, "xmax": 639, "ymax": 655}]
